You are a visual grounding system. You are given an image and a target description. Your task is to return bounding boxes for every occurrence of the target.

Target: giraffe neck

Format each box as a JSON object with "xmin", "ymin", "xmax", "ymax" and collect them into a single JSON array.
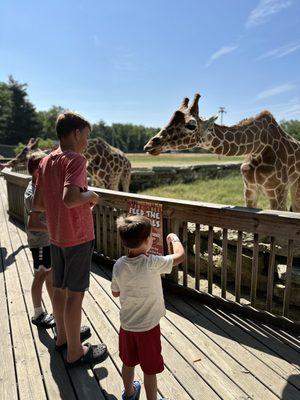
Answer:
[{"xmin": 198, "ymin": 116, "xmax": 278, "ymax": 156}]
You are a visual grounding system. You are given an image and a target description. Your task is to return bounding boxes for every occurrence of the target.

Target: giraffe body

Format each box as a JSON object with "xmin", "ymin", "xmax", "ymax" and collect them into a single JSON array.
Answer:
[
  {"xmin": 86, "ymin": 137, "xmax": 131, "ymax": 191},
  {"xmin": 144, "ymin": 94, "xmax": 300, "ymax": 211},
  {"xmin": 1, "ymin": 137, "xmax": 131, "ymax": 191}
]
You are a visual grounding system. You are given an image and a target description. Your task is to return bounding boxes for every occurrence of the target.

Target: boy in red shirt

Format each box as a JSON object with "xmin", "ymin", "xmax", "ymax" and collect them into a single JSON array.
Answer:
[{"xmin": 33, "ymin": 112, "xmax": 107, "ymax": 366}]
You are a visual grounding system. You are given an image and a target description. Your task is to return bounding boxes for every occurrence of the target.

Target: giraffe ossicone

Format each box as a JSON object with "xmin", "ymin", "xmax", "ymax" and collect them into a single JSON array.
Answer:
[{"xmin": 144, "ymin": 93, "xmax": 300, "ymax": 211}]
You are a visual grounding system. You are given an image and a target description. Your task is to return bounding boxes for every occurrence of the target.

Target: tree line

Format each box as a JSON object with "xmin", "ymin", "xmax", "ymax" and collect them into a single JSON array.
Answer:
[
  {"xmin": 1, "ymin": 76, "xmax": 300, "ymax": 154},
  {"xmin": 0, "ymin": 76, "xmax": 158, "ymax": 153}
]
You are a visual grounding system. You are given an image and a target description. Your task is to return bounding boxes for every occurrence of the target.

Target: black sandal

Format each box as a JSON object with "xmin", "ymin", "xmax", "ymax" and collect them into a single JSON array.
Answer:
[
  {"xmin": 55, "ymin": 325, "xmax": 92, "ymax": 352},
  {"xmin": 66, "ymin": 342, "xmax": 108, "ymax": 367},
  {"xmin": 32, "ymin": 312, "xmax": 56, "ymax": 329}
]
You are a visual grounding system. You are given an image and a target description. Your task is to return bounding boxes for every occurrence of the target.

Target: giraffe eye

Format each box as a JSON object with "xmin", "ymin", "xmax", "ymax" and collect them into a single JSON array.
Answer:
[
  {"xmin": 152, "ymin": 137, "xmax": 162, "ymax": 145},
  {"xmin": 185, "ymin": 123, "xmax": 196, "ymax": 131}
]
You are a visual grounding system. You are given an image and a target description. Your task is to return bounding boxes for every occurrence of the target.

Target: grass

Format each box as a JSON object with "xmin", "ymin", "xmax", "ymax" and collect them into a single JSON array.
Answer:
[
  {"xmin": 127, "ymin": 153, "xmax": 244, "ymax": 168},
  {"xmin": 139, "ymin": 172, "xmax": 272, "ymax": 209}
]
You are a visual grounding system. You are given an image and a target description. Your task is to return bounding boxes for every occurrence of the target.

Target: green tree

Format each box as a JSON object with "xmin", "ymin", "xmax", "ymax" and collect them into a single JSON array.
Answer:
[
  {"xmin": 91, "ymin": 121, "xmax": 158, "ymax": 152},
  {"xmin": 37, "ymin": 105, "xmax": 65, "ymax": 139},
  {"xmin": 6, "ymin": 76, "xmax": 42, "ymax": 144},
  {"xmin": 281, "ymin": 119, "xmax": 300, "ymax": 141},
  {"xmin": 0, "ymin": 82, "xmax": 13, "ymax": 143}
]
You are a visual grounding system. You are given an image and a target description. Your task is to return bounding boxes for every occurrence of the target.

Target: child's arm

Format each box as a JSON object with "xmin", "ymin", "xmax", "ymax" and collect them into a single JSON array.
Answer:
[
  {"xmin": 32, "ymin": 187, "xmax": 45, "ymax": 212},
  {"xmin": 111, "ymin": 266, "xmax": 120, "ymax": 297},
  {"xmin": 166, "ymin": 233, "xmax": 185, "ymax": 266},
  {"xmin": 28, "ymin": 212, "xmax": 48, "ymax": 232},
  {"xmin": 63, "ymin": 186, "xmax": 100, "ymax": 209}
]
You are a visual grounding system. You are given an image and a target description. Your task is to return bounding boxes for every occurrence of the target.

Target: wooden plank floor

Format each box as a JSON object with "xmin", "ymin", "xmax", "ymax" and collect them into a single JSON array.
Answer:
[{"xmin": 1, "ymin": 176, "xmax": 300, "ymax": 400}]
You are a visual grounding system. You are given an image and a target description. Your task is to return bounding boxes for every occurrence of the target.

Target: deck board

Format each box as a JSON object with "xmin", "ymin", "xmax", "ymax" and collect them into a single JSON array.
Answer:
[{"xmin": 1, "ymin": 176, "xmax": 300, "ymax": 400}]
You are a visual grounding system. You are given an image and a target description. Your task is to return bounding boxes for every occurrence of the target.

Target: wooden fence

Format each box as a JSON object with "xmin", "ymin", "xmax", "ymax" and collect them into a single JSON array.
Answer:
[{"xmin": 3, "ymin": 169, "xmax": 300, "ymax": 331}]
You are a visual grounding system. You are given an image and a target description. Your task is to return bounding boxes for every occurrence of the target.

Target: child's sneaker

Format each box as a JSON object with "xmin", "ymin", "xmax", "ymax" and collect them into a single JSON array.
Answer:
[{"xmin": 122, "ymin": 381, "xmax": 141, "ymax": 400}]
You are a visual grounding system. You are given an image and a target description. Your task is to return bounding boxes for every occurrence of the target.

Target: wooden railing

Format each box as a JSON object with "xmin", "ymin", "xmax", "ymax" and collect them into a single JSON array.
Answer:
[{"xmin": 3, "ymin": 169, "xmax": 300, "ymax": 329}]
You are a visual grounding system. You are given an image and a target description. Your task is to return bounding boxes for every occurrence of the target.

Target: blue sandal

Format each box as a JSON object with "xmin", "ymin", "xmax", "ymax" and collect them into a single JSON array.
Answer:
[{"xmin": 122, "ymin": 381, "xmax": 141, "ymax": 400}]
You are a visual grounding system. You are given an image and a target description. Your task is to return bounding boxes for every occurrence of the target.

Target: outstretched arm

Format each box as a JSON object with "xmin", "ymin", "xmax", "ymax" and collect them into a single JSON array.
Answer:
[{"xmin": 166, "ymin": 233, "xmax": 185, "ymax": 266}]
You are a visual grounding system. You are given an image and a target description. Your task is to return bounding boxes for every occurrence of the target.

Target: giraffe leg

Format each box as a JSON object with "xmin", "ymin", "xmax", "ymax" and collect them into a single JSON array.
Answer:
[
  {"xmin": 267, "ymin": 185, "xmax": 288, "ymax": 211},
  {"xmin": 108, "ymin": 176, "xmax": 121, "ymax": 191},
  {"xmin": 244, "ymin": 182, "xmax": 259, "ymax": 208},
  {"xmin": 120, "ymin": 169, "xmax": 131, "ymax": 192},
  {"xmin": 290, "ymin": 180, "xmax": 300, "ymax": 212},
  {"xmin": 241, "ymin": 163, "xmax": 258, "ymax": 208}
]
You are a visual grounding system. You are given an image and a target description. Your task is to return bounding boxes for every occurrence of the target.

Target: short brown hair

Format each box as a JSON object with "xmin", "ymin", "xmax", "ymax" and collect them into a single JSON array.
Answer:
[
  {"xmin": 117, "ymin": 215, "xmax": 152, "ymax": 249},
  {"xmin": 27, "ymin": 150, "xmax": 47, "ymax": 175},
  {"xmin": 56, "ymin": 111, "xmax": 91, "ymax": 140}
]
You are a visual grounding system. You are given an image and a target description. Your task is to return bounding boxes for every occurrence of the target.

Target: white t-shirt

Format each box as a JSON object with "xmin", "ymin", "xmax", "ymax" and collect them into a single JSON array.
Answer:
[{"xmin": 111, "ymin": 254, "xmax": 173, "ymax": 332}]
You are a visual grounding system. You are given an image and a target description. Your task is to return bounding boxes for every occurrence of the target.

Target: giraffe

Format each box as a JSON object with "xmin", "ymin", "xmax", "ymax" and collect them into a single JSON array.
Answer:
[
  {"xmin": 86, "ymin": 137, "xmax": 131, "ymax": 191},
  {"xmin": 144, "ymin": 93, "xmax": 300, "ymax": 211},
  {"xmin": 1, "ymin": 136, "xmax": 131, "ymax": 191},
  {"xmin": 0, "ymin": 137, "xmax": 40, "ymax": 171}
]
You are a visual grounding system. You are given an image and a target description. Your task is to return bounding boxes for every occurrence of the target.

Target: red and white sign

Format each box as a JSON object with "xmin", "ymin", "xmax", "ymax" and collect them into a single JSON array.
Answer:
[{"xmin": 127, "ymin": 200, "xmax": 163, "ymax": 255}]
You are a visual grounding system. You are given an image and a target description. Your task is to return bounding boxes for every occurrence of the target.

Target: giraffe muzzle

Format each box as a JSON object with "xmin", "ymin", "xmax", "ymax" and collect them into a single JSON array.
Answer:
[{"xmin": 144, "ymin": 137, "xmax": 163, "ymax": 155}]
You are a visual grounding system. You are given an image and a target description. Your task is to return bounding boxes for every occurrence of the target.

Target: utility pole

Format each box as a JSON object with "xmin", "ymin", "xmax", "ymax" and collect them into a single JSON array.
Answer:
[{"xmin": 218, "ymin": 106, "xmax": 227, "ymax": 125}]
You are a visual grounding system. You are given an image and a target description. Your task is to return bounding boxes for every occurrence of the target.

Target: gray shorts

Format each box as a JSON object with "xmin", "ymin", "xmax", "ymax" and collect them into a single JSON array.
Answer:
[{"xmin": 50, "ymin": 240, "xmax": 94, "ymax": 292}]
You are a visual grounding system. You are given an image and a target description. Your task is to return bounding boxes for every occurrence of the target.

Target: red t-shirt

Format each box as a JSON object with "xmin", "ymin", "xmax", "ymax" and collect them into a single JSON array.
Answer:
[{"xmin": 36, "ymin": 148, "xmax": 95, "ymax": 248}]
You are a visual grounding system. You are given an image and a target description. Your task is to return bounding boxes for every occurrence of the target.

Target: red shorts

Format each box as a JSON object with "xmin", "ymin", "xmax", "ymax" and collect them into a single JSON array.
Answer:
[{"xmin": 119, "ymin": 324, "xmax": 164, "ymax": 375}]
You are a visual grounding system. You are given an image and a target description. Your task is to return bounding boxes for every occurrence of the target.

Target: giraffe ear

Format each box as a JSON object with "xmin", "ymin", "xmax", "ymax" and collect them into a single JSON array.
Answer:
[
  {"xmin": 204, "ymin": 115, "xmax": 218, "ymax": 129},
  {"xmin": 29, "ymin": 137, "xmax": 40, "ymax": 150}
]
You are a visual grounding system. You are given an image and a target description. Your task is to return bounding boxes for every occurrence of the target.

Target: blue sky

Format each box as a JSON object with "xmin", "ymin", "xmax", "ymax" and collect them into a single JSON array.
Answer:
[{"xmin": 1, "ymin": 0, "xmax": 300, "ymax": 128}]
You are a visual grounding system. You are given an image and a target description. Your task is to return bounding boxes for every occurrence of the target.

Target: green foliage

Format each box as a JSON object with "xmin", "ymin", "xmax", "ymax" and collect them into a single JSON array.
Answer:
[
  {"xmin": 14, "ymin": 138, "xmax": 54, "ymax": 155},
  {"xmin": 91, "ymin": 120, "xmax": 158, "ymax": 152},
  {"xmin": 280, "ymin": 120, "xmax": 300, "ymax": 141},
  {"xmin": 37, "ymin": 106, "xmax": 65, "ymax": 139},
  {"xmin": 2, "ymin": 76, "xmax": 42, "ymax": 144}
]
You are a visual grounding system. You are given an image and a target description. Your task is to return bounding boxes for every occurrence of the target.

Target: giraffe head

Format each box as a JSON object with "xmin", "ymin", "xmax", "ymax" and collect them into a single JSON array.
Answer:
[
  {"xmin": 8, "ymin": 137, "xmax": 40, "ymax": 168},
  {"xmin": 144, "ymin": 93, "xmax": 218, "ymax": 155}
]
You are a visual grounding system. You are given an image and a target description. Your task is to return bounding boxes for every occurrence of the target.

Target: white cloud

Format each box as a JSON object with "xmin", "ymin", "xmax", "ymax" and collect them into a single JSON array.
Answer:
[
  {"xmin": 280, "ymin": 103, "xmax": 300, "ymax": 118},
  {"xmin": 205, "ymin": 45, "xmax": 238, "ymax": 67},
  {"xmin": 257, "ymin": 42, "xmax": 300, "ymax": 60},
  {"xmin": 245, "ymin": 0, "xmax": 292, "ymax": 29},
  {"xmin": 256, "ymin": 83, "xmax": 296, "ymax": 100}
]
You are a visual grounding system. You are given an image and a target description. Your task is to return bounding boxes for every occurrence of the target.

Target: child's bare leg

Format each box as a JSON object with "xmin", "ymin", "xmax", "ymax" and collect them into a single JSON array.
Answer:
[
  {"xmin": 45, "ymin": 270, "xmax": 54, "ymax": 304},
  {"xmin": 52, "ymin": 287, "xmax": 67, "ymax": 345},
  {"xmin": 31, "ymin": 269, "xmax": 46, "ymax": 314},
  {"xmin": 122, "ymin": 364, "xmax": 135, "ymax": 397},
  {"xmin": 144, "ymin": 373, "xmax": 157, "ymax": 400},
  {"xmin": 64, "ymin": 289, "xmax": 87, "ymax": 362}
]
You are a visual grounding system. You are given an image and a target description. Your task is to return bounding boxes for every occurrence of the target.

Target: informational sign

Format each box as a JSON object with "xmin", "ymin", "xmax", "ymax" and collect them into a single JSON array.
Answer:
[{"xmin": 127, "ymin": 200, "xmax": 163, "ymax": 255}]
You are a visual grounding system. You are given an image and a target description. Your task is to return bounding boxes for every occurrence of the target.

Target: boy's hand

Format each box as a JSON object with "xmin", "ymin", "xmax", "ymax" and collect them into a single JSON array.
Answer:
[
  {"xmin": 166, "ymin": 233, "xmax": 181, "ymax": 254},
  {"xmin": 89, "ymin": 191, "xmax": 100, "ymax": 206}
]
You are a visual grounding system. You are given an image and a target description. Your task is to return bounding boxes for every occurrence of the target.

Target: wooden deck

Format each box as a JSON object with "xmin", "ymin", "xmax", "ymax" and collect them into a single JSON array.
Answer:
[{"xmin": 1, "ymin": 177, "xmax": 300, "ymax": 400}]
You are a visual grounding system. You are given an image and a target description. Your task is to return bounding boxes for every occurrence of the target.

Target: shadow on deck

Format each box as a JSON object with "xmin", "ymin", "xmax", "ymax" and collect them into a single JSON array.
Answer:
[{"xmin": 1, "ymin": 176, "xmax": 300, "ymax": 400}]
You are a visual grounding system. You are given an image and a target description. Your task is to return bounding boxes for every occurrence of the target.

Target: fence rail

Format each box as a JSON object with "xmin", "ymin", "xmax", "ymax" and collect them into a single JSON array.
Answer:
[{"xmin": 3, "ymin": 169, "xmax": 300, "ymax": 330}]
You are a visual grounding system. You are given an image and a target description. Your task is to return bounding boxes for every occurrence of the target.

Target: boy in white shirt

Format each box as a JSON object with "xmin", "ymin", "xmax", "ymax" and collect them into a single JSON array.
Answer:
[{"xmin": 111, "ymin": 215, "xmax": 185, "ymax": 400}]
